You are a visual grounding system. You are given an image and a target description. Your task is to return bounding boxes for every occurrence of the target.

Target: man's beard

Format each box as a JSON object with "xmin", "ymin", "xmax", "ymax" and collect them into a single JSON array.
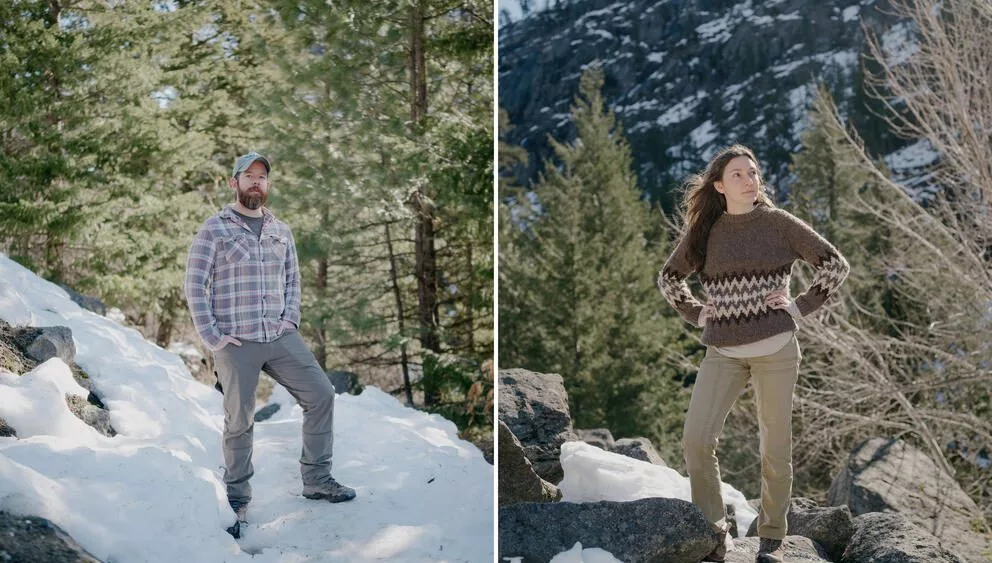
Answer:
[{"xmin": 237, "ymin": 186, "xmax": 267, "ymax": 210}]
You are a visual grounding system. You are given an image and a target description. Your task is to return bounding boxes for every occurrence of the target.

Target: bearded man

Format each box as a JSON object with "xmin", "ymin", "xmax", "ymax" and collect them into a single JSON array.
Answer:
[{"xmin": 183, "ymin": 152, "xmax": 355, "ymax": 538}]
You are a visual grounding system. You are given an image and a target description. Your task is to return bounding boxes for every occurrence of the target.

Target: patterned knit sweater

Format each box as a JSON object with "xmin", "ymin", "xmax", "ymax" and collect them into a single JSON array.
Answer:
[{"xmin": 658, "ymin": 204, "xmax": 850, "ymax": 347}]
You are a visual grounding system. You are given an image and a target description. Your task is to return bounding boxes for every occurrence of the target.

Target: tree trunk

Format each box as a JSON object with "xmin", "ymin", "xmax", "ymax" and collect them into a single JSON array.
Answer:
[
  {"xmin": 156, "ymin": 313, "xmax": 174, "ymax": 348},
  {"xmin": 385, "ymin": 222, "xmax": 414, "ymax": 406},
  {"xmin": 409, "ymin": 0, "xmax": 428, "ymax": 126},
  {"xmin": 466, "ymin": 242, "xmax": 475, "ymax": 355},
  {"xmin": 412, "ymin": 190, "xmax": 441, "ymax": 406},
  {"xmin": 315, "ymin": 207, "xmax": 329, "ymax": 370},
  {"xmin": 409, "ymin": 0, "xmax": 441, "ymax": 406}
]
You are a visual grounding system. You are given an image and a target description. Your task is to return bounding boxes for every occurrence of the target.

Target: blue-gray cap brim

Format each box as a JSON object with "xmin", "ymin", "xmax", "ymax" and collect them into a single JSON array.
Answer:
[{"xmin": 232, "ymin": 152, "xmax": 271, "ymax": 177}]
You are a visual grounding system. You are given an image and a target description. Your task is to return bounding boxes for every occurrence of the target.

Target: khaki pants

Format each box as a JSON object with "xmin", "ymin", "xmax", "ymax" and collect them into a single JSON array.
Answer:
[
  {"xmin": 213, "ymin": 330, "xmax": 336, "ymax": 506},
  {"xmin": 683, "ymin": 335, "xmax": 801, "ymax": 540}
]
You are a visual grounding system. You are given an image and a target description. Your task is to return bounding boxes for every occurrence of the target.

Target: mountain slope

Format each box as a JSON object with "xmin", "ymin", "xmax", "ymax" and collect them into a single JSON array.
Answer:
[{"xmin": 499, "ymin": 0, "xmax": 925, "ymax": 209}]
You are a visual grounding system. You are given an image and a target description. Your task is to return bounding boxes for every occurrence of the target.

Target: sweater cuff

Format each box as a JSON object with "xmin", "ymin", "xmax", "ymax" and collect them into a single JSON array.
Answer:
[
  {"xmin": 681, "ymin": 304, "xmax": 703, "ymax": 327},
  {"xmin": 786, "ymin": 300, "xmax": 802, "ymax": 321}
]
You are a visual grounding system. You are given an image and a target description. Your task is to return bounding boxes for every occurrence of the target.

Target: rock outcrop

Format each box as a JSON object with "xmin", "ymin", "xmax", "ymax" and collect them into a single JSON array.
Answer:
[
  {"xmin": 499, "ymin": 497, "xmax": 719, "ymax": 563},
  {"xmin": 498, "ymin": 420, "xmax": 562, "ymax": 505},
  {"xmin": 828, "ymin": 437, "xmax": 990, "ymax": 562},
  {"xmin": 842, "ymin": 512, "xmax": 967, "ymax": 563},
  {"xmin": 0, "ymin": 511, "xmax": 102, "ymax": 563},
  {"xmin": 498, "ymin": 368, "xmax": 576, "ymax": 483},
  {"xmin": 612, "ymin": 437, "xmax": 667, "ymax": 466}
]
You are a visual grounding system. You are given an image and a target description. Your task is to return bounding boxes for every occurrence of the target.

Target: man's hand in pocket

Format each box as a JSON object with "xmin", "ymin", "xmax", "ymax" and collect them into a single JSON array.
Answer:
[{"xmin": 215, "ymin": 335, "xmax": 242, "ymax": 351}]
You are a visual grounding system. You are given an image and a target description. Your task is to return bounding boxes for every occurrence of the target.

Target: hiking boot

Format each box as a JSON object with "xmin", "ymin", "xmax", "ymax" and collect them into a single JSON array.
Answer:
[
  {"xmin": 702, "ymin": 527, "xmax": 734, "ymax": 561},
  {"xmin": 302, "ymin": 477, "xmax": 356, "ymax": 503},
  {"xmin": 226, "ymin": 499, "xmax": 248, "ymax": 539},
  {"xmin": 756, "ymin": 538, "xmax": 785, "ymax": 563}
]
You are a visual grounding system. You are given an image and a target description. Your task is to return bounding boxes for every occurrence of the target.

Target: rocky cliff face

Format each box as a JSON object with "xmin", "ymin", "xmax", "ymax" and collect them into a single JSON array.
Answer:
[{"xmin": 499, "ymin": 0, "xmax": 928, "ymax": 210}]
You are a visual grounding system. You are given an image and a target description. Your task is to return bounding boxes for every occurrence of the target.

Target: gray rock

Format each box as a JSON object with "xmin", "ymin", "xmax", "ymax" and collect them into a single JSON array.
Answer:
[
  {"xmin": 0, "ymin": 511, "xmax": 101, "ymax": 562},
  {"xmin": 828, "ymin": 437, "xmax": 990, "ymax": 562},
  {"xmin": 475, "ymin": 435, "xmax": 494, "ymax": 466},
  {"xmin": 58, "ymin": 285, "xmax": 107, "ymax": 317},
  {"xmin": 843, "ymin": 512, "xmax": 966, "ymax": 563},
  {"xmin": 253, "ymin": 403, "xmax": 281, "ymax": 422},
  {"xmin": 498, "ymin": 421, "xmax": 562, "ymax": 506},
  {"xmin": 499, "ymin": 497, "xmax": 720, "ymax": 563},
  {"xmin": 24, "ymin": 326, "xmax": 76, "ymax": 366},
  {"xmin": 726, "ymin": 503, "xmax": 737, "ymax": 538},
  {"xmin": 74, "ymin": 375, "xmax": 94, "ymax": 394},
  {"xmin": 746, "ymin": 497, "xmax": 852, "ymax": 562},
  {"xmin": 65, "ymin": 395, "xmax": 116, "ymax": 438},
  {"xmin": 0, "ymin": 417, "xmax": 15, "ymax": 438},
  {"xmin": 574, "ymin": 428, "xmax": 615, "ymax": 450},
  {"xmin": 498, "ymin": 368, "xmax": 576, "ymax": 483},
  {"xmin": 611, "ymin": 437, "xmax": 667, "ymax": 466},
  {"xmin": 725, "ymin": 536, "xmax": 831, "ymax": 562},
  {"xmin": 170, "ymin": 344, "xmax": 206, "ymax": 382},
  {"xmin": 326, "ymin": 370, "xmax": 356, "ymax": 394}
]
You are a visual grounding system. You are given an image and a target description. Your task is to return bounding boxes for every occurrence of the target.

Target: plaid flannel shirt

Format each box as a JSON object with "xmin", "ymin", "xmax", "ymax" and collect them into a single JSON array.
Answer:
[{"xmin": 184, "ymin": 205, "xmax": 301, "ymax": 350}]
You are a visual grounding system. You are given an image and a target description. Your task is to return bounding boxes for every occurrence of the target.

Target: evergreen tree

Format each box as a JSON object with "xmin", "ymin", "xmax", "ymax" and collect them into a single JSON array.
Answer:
[
  {"xmin": 249, "ymin": 0, "xmax": 493, "ymax": 427},
  {"xmin": 0, "ymin": 0, "xmax": 492, "ymax": 436},
  {"xmin": 0, "ymin": 1, "xmax": 280, "ymax": 345},
  {"xmin": 81, "ymin": 1, "xmax": 279, "ymax": 345},
  {"xmin": 0, "ymin": 1, "xmax": 165, "ymax": 282},
  {"xmin": 500, "ymin": 66, "xmax": 686, "ymax": 455}
]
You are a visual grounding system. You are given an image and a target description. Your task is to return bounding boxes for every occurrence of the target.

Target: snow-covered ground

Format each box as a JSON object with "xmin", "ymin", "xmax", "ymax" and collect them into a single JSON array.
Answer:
[
  {"xmin": 558, "ymin": 441, "xmax": 756, "ymax": 534},
  {"xmin": 0, "ymin": 253, "xmax": 493, "ymax": 562}
]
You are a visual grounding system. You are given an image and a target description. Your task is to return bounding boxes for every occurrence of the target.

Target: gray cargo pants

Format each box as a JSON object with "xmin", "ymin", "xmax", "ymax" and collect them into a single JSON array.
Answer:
[{"xmin": 213, "ymin": 330, "xmax": 335, "ymax": 505}]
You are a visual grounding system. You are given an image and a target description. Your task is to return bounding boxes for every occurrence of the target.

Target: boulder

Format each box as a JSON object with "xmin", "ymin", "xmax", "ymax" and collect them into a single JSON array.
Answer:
[
  {"xmin": 326, "ymin": 370, "xmax": 357, "ymax": 394},
  {"xmin": 574, "ymin": 428, "xmax": 615, "ymax": 450},
  {"xmin": 611, "ymin": 437, "xmax": 667, "ymax": 466},
  {"xmin": 168, "ymin": 342, "xmax": 207, "ymax": 382},
  {"xmin": 842, "ymin": 512, "xmax": 966, "ymax": 563},
  {"xmin": 745, "ymin": 497, "xmax": 852, "ymax": 562},
  {"xmin": 726, "ymin": 503, "xmax": 738, "ymax": 538},
  {"xmin": 498, "ymin": 368, "xmax": 576, "ymax": 483},
  {"xmin": 0, "ymin": 511, "xmax": 101, "ymax": 563},
  {"xmin": 499, "ymin": 421, "xmax": 561, "ymax": 505},
  {"xmin": 0, "ymin": 416, "xmax": 15, "ymax": 438},
  {"xmin": 725, "ymin": 536, "xmax": 831, "ymax": 562},
  {"xmin": 499, "ymin": 497, "xmax": 720, "ymax": 563},
  {"xmin": 474, "ymin": 434, "xmax": 494, "ymax": 466},
  {"xmin": 23, "ymin": 326, "xmax": 76, "ymax": 366},
  {"xmin": 253, "ymin": 403, "xmax": 281, "ymax": 422},
  {"xmin": 65, "ymin": 395, "xmax": 116, "ymax": 438},
  {"xmin": 828, "ymin": 437, "xmax": 990, "ymax": 562},
  {"xmin": 58, "ymin": 284, "xmax": 107, "ymax": 317}
]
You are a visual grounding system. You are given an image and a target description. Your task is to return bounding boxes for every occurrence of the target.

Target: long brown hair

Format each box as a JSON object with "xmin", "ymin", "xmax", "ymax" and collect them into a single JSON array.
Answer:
[{"xmin": 677, "ymin": 144, "xmax": 774, "ymax": 272}]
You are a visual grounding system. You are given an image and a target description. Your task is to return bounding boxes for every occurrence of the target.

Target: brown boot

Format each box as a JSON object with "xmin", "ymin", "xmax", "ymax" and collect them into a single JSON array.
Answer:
[
  {"xmin": 703, "ymin": 527, "xmax": 734, "ymax": 562},
  {"xmin": 756, "ymin": 537, "xmax": 784, "ymax": 563}
]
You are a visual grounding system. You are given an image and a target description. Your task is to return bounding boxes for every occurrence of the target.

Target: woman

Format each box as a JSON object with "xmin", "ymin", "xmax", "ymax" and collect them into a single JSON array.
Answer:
[{"xmin": 657, "ymin": 145, "xmax": 849, "ymax": 563}]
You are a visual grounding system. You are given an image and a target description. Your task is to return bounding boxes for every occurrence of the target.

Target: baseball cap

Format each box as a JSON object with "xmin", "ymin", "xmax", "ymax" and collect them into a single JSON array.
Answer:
[{"xmin": 232, "ymin": 152, "xmax": 271, "ymax": 177}]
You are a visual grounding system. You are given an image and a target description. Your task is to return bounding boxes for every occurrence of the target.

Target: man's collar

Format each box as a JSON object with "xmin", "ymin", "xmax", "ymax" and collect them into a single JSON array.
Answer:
[{"xmin": 221, "ymin": 204, "xmax": 273, "ymax": 224}]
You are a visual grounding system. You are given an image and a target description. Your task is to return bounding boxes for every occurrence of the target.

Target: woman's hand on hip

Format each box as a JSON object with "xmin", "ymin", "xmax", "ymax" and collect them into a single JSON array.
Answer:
[
  {"xmin": 698, "ymin": 300, "xmax": 715, "ymax": 327},
  {"xmin": 765, "ymin": 289, "xmax": 795, "ymax": 312}
]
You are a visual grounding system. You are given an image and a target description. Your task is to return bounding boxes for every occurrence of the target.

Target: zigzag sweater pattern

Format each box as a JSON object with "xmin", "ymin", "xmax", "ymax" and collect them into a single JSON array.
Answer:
[{"xmin": 658, "ymin": 205, "xmax": 850, "ymax": 347}]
